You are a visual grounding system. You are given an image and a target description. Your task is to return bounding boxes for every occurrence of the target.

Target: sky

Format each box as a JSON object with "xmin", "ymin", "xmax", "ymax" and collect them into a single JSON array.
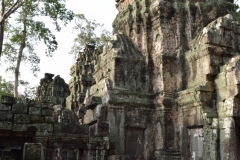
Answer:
[{"xmin": 0, "ymin": 0, "xmax": 118, "ymax": 89}]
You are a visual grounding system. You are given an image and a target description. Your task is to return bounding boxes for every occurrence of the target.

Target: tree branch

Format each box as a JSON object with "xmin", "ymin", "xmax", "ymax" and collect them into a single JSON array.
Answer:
[
  {"xmin": 0, "ymin": 0, "xmax": 5, "ymax": 58},
  {"xmin": 0, "ymin": 0, "xmax": 24, "ymax": 23},
  {"xmin": 5, "ymin": 0, "xmax": 24, "ymax": 19},
  {"xmin": 1, "ymin": 0, "xmax": 5, "ymax": 17}
]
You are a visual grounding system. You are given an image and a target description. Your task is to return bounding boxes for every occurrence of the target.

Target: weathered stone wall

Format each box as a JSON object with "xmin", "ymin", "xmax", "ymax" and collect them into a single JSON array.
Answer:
[
  {"xmin": 0, "ymin": 76, "xmax": 108, "ymax": 160},
  {"xmin": 36, "ymin": 73, "xmax": 70, "ymax": 106},
  {"xmin": 66, "ymin": 45, "xmax": 99, "ymax": 121},
  {"xmin": 82, "ymin": 0, "xmax": 240, "ymax": 160},
  {"xmin": 2, "ymin": 0, "xmax": 240, "ymax": 159},
  {"xmin": 82, "ymin": 33, "xmax": 154, "ymax": 159}
]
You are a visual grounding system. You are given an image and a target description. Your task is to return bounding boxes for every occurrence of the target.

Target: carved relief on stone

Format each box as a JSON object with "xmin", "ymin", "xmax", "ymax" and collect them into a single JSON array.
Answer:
[
  {"xmin": 230, "ymin": 57, "xmax": 240, "ymax": 85},
  {"xmin": 220, "ymin": 28, "xmax": 232, "ymax": 47},
  {"xmin": 125, "ymin": 128, "xmax": 144, "ymax": 157},
  {"xmin": 152, "ymin": 21, "xmax": 177, "ymax": 53},
  {"xmin": 151, "ymin": 1, "xmax": 174, "ymax": 18},
  {"xmin": 188, "ymin": 128, "xmax": 203, "ymax": 160},
  {"xmin": 125, "ymin": 106, "xmax": 147, "ymax": 128},
  {"xmin": 130, "ymin": 29, "xmax": 145, "ymax": 54},
  {"xmin": 117, "ymin": 0, "xmax": 135, "ymax": 12},
  {"xmin": 23, "ymin": 143, "xmax": 42, "ymax": 160},
  {"xmin": 165, "ymin": 114, "xmax": 175, "ymax": 150},
  {"xmin": 137, "ymin": 34, "xmax": 143, "ymax": 49},
  {"xmin": 186, "ymin": 15, "xmax": 192, "ymax": 47},
  {"xmin": 123, "ymin": 0, "xmax": 129, "ymax": 9},
  {"xmin": 203, "ymin": 127, "xmax": 212, "ymax": 159},
  {"xmin": 155, "ymin": 121, "xmax": 164, "ymax": 149},
  {"xmin": 152, "ymin": 73, "xmax": 163, "ymax": 92},
  {"xmin": 234, "ymin": 98, "xmax": 240, "ymax": 116},
  {"xmin": 154, "ymin": 34, "xmax": 162, "ymax": 53},
  {"xmin": 36, "ymin": 73, "xmax": 69, "ymax": 105},
  {"xmin": 130, "ymin": 28, "xmax": 137, "ymax": 46},
  {"xmin": 163, "ymin": 29, "xmax": 177, "ymax": 50},
  {"xmin": 235, "ymin": 34, "xmax": 240, "ymax": 51},
  {"xmin": 115, "ymin": 61, "xmax": 146, "ymax": 91}
]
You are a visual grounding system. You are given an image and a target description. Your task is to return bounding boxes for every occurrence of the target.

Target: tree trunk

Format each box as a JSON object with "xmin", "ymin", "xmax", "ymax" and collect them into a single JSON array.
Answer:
[
  {"xmin": 0, "ymin": 0, "xmax": 5, "ymax": 58},
  {"xmin": 14, "ymin": 47, "xmax": 23, "ymax": 98},
  {"xmin": 0, "ymin": 0, "xmax": 23, "ymax": 58},
  {"xmin": 14, "ymin": 10, "xmax": 27, "ymax": 98},
  {"xmin": 0, "ymin": 21, "xmax": 4, "ymax": 58}
]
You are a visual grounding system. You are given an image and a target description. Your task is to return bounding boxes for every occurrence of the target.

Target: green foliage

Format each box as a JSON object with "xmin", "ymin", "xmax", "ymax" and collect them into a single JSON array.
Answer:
[
  {"xmin": 234, "ymin": 0, "xmax": 240, "ymax": 12},
  {"xmin": 69, "ymin": 14, "xmax": 111, "ymax": 57},
  {"xmin": 0, "ymin": 76, "xmax": 13, "ymax": 102},
  {"xmin": 3, "ymin": 0, "xmax": 73, "ymax": 73},
  {"xmin": 18, "ymin": 80, "xmax": 36, "ymax": 102},
  {"xmin": 0, "ymin": 77, "xmax": 36, "ymax": 103},
  {"xmin": 3, "ymin": 0, "xmax": 74, "ymax": 75},
  {"xmin": 2, "ymin": 0, "xmax": 73, "ymax": 97}
]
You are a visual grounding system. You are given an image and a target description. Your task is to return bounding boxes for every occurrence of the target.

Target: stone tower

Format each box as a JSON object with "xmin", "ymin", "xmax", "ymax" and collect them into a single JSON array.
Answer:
[
  {"xmin": 66, "ymin": 45, "xmax": 100, "ymax": 120},
  {"xmin": 80, "ymin": 0, "xmax": 240, "ymax": 159},
  {"xmin": 36, "ymin": 73, "xmax": 70, "ymax": 106}
]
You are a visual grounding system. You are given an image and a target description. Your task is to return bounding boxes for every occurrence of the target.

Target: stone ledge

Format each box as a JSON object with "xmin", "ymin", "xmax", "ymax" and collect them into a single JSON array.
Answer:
[
  {"xmin": 12, "ymin": 123, "xmax": 53, "ymax": 132},
  {"xmin": 53, "ymin": 123, "xmax": 89, "ymax": 135}
]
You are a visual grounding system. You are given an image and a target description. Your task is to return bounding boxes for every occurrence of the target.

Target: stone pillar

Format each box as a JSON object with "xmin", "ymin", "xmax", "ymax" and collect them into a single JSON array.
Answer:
[
  {"xmin": 108, "ymin": 105, "xmax": 125, "ymax": 155},
  {"xmin": 219, "ymin": 117, "xmax": 237, "ymax": 160}
]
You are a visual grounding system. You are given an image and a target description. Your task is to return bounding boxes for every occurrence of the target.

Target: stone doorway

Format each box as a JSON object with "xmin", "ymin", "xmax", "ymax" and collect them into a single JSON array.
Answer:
[
  {"xmin": 0, "ymin": 148, "xmax": 21, "ymax": 160},
  {"xmin": 0, "ymin": 131, "xmax": 34, "ymax": 160},
  {"xmin": 188, "ymin": 128, "xmax": 203, "ymax": 160},
  {"xmin": 125, "ymin": 127, "xmax": 144, "ymax": 158},
  {"xmin": 0, "ymin": 146, "xmax": 24, "ymax": 160}
]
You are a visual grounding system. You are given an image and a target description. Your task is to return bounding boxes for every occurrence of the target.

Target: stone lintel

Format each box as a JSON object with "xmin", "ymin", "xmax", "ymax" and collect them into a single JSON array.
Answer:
[
  {"xmin": 53, "ymin": 123, "xmax": 89, "ymax": 135},
  {"xmin": 1, "ymin": 96, "xmax": 17, "ymax": 105}
]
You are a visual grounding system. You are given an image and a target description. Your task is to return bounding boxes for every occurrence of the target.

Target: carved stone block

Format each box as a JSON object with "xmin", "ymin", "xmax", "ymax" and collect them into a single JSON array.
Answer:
[
  {"xmin": 29, "ymin": 107, "xmax": 41, "ymax": 115},
  {"xmin": 0, "ymin": 121, "xmax": 12, "ymax": 130},
  {"xmin": 12, "ymin": 123, "xmax": 53, "ymax": 132},
  {"xmin": 108, "ymin": 155, "xmax": 134, "ymax": 160},
  {"xmin": 83, "ymin": 109, "xmax": 95, "ymax": 124},
  {"xmin": 0, "ymin": 111, "xmax": 12, "ymax": 122},
  {"xmin": 0, "ymin": 104, "xmax": 9, "ymax": 111},
  {"xmin": 30, "ymin": 115, "xmax": 45, "ymax": 123},
  {"xmin": 14, "ymin": 114, "xmax": 31, "ymax": 124},
  {"xmin": 23, "ymin": 143, "xmax": 43, "ymax": 160},
  {"xmin": 53, "ymin": 124, "xmax": 89, "ymax": 135},
  {"xmin": 89, "ymin": 122, "xmax": 109, "ymax": 136},
  {"xmin": 12, "ymin": 104, "xmax": 28, "ymax": 114},
  {"xmin": 1, "ymin": 96, "xmax": 17, "ymax": 105},
  {"xmin": 41, "ymin": 109, "xmax": 53, "ymax": 116},
  {"xmin": 48, "ymin": 137, "xmax": 88, "ymax": 148},
  {"xmin": 45, "ymin": 116, "xmax": 54, "ymax": 124}
]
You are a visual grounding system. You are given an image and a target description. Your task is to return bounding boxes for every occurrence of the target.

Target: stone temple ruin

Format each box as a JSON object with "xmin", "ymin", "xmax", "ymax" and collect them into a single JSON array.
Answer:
[{"xmin": 1, "ymin": 0, "xmax": 240, "ymax": 159}]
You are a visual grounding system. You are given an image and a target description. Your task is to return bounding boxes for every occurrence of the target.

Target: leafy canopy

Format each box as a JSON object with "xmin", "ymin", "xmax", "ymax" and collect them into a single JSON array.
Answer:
[
  {"xmin": 0, "ymin": 76, "xmax": 13, "ymax": 101},
  {"xmin": 17, "ymin": 80, "xmax": 36, "ymax": 102},
  {"xmin": 69, "ymin": 14, "xmax": 111, "ymax": 57},
  {"xmin": 0, "ymin": 77, "xmax": 36, "ymax": 102},
  {"xmin": 3, "ymin": 0, "xmax": 74, "ymax": 76}
]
